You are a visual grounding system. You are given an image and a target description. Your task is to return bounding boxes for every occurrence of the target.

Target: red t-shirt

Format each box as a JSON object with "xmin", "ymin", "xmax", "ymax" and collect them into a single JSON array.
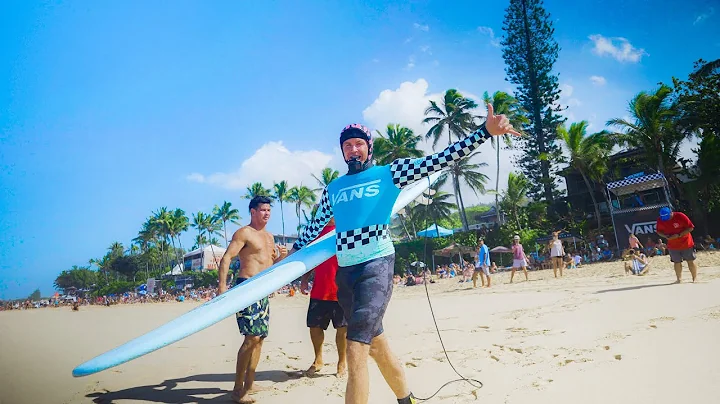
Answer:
[
  {"xmin": 310, "ymin": 224, "xmax": 339, "ymax": 301},
  {"xmin": 656, "ymin": 212, "xmax": 694, "ymax": 250}
]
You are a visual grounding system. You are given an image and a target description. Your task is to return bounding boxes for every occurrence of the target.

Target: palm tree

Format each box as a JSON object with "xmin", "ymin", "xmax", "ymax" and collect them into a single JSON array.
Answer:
[
  {"xmin": 272, "ymin": 181, "xmax": 290, "ymax": 244},
  {"xmin": 500, "ymin": 172, "xmax": 530, "ymax": 230},
  {"xmin": 410, "ymin": 184, "xmax": 456, "ymax": 229},
  {"xmin": 169, "ymin": 208, "xmax": 189, "ymax": 252},
  {"xmin": 288, "ymin": 185, "xmax": 317, "ymax": 231},
  {"xmin": 432, "ymin": 152, "xmax": 490, "ymax": 228},
  {"xmin": 192, "ymin": 211, "xmax": 222, "ymax": 270},
  {"xmin": 607, "ymin": 84, "xmax": 689, "ymax": 195},
  {"xmin": 192, "ymin": 234, "xmax": 209, "ymax": 250},
  {"xmin": 373, "ymin": 124, "xmax": 424, "ymax": 165},
  {"xmin": 312, "ymin": 168, "xmax": 340, "ymax": 188},
  {"xmin": 212, "ymin": 201, "xmax": 241, "ymax": 247},
  {"xmin": 482, "ymin": 91, "xmax": 528, "ymax": 222},
  {"xmin": 423, "ymin": 89, "xmax": 479, "ymax": 231},
  {"xmin": 244, "ymin": 182, "xmax": 273, "ymax": 199},
  {"xmin": 557, "ymin": 121, "xmax": 611, "ymax": 229}
]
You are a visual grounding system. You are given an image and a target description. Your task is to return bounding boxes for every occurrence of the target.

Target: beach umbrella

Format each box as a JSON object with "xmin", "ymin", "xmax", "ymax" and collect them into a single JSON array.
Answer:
[{"xmin": 417, "ymin": 224, "xmax": 454, "ymax": 238}]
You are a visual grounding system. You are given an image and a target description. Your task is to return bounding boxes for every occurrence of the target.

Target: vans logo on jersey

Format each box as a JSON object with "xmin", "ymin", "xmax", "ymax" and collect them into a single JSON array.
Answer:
[{"xmin": 332, "ymin": 180, "xmax": 381, "ymax": 205}]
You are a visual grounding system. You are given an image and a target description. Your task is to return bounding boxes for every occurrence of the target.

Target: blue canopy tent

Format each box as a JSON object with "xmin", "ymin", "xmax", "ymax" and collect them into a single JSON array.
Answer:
[{"xmin": 417, "ymin": 224, "xmax": 454, "ymax": 238}]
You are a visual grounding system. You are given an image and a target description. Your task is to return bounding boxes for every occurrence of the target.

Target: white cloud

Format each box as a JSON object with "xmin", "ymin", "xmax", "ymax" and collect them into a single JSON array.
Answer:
[
  {"xmin": 590, "ymin": 75, "xmax": 607, "ymax": 86},
  {"xmin": 187, "ymin": 141, "xmax": 343, "ymax": 191},
  {"xmin": 372, "ymin": 58, "xmax": 380, "ymax": 63},
  {"xmin": 477, "ymin": 26, "xmax": 501, "ymax": 47},
  {"xmin": 406, "ymin": 56, "xmax": 416, "ymax": 69},
  {"xmin": 413, "ymin": 23, "xmax": 429, "ymax": 32},
  {"xmin": 362, "ymin": 79, "xmax": 515, "ymax": 205},
  {"xmin": 558, "ymin": 83, "xmax": 581, "ymax": 109},
  {"xmin": 420, "ymin": 45, "xmax": 431, "ymax": 54},
  {"xmin": 589, "ymin": 34, "xmax": 647, "ymax": 63},
  {"xmin": 694, "ymin": 7, "xmax": 714, "ymax": 25}
]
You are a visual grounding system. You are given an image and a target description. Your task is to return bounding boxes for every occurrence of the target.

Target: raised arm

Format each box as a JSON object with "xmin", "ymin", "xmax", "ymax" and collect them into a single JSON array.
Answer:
[
  {"xmin": 292, "ymin": 188, "xmax": 333, "ymax": 251},
  {"xmin": 389, "ymin": 124, "xmax": 492, "ymax": 189}
]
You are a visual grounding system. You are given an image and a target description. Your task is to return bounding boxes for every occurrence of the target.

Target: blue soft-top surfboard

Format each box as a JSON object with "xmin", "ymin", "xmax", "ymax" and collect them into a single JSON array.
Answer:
[{"xmin": 72, "ymin": 172, "xmax": 443, "ymax": 377}]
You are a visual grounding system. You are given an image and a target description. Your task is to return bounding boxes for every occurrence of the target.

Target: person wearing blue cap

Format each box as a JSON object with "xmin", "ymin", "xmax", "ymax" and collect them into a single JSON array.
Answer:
[{"xmin": 655, "ymin": 207, "xmax": 697, "ymax": 283}]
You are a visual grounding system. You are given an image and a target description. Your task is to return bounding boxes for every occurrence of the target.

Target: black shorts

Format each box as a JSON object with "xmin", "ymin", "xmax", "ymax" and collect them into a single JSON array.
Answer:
[
  {"xmin": 306, "ymin": 299, "xmax": 347, "ymax": 330},
  {"xmin": 335, "ymin": 254, "xmax": 394, "ymax": 345}
]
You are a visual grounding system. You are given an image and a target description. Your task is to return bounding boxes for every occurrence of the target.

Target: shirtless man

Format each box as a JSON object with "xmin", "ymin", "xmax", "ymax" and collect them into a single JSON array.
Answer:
[{"xmin": 218, "ymin": 195, "xmax": 288, "ymax": 403}]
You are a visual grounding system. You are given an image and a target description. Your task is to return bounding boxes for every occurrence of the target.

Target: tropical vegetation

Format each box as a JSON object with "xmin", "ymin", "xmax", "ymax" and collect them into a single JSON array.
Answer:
[{"xmin": 47, "ymin": 0, "xmax": 719, "ymax": 296}]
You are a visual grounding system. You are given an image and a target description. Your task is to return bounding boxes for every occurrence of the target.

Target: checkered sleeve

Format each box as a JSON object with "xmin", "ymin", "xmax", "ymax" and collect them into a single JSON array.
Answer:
[
  {"xmin": 390, "ymin": 124, "xmax": 492, "ymax": 189},
  {"xmin": 292, "ymin": 188, "xmax": 333, "ymax": 250}
]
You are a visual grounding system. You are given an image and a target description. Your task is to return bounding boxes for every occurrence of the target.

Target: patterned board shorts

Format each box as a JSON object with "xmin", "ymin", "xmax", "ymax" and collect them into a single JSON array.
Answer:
[
  {"xmin": 306, "ymin": 299, "xmax": 348, "ymax": 330},
  {"xmin": 335, "ymin": 254, "xmax": 394, "ymax": 345},
  {"xmin": 235, "ymin": 277, "xmax": 270, "ymax": 338}
]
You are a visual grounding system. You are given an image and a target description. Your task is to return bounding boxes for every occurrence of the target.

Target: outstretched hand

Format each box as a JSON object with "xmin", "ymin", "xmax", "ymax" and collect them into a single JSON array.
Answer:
[{"xmin": 485, "ymin": 103, "xmax": 522, "ymax": 137}]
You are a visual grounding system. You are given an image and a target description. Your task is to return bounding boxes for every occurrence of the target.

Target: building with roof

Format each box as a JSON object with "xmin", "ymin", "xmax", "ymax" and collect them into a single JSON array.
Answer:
[{"xmin": 560, "ymin": 149, "xmax": 667, "ymax": 224}]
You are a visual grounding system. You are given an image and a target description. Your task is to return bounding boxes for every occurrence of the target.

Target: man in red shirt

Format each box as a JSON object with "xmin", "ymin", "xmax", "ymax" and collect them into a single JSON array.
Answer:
[
  {"xmin": 656, "ymin": 207, "xmax": 697, "ymax": 283},
  {"xmin": 300, "ymin": 217, "xmax": 348, "ymax": 377}
]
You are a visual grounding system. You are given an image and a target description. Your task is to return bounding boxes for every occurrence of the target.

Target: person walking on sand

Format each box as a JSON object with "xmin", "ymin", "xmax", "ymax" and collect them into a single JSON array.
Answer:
[
  {"xmin": 300, "ymin": 217, "xmax": 348, "ymax": 378},
  {"xmin": 218, "ymin": 196, "xmax": 288, "ymax": 403},
  {"xmin": 629, "ymin": 232, "xmax": 643, "ymax": 251},
  {"xmin": 285, "ymin": 104, "xmax": 520, "ymax": 404},
  {"xmin": 510, "ymin": 235, "xmax": 529, "ymax": 283},
  {"xmin": 474, "ymin": 238, "xmax": 491, "ymax": 288},
  {"xmin": 656, "ymin": 207, "xmax": 698, "ymax": 283},
  {"xmin": 548, "ymin": 231, "xmax": 565, "ymax": 278}
]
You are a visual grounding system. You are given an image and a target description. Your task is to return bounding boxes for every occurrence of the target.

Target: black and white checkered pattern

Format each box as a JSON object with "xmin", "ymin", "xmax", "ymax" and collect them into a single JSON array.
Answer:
[
  {"xmin": 336, "ymin": 224, "xmax": 390, "ymax": 251},
  {"xmin": 390, "ymin": 125, "xmax": 492, "ymax": 189},
  {"xmin": 293, "ymin": 188, "xmax": 334, "ymax": 250},
  {"xmin": 607, "ymin": 173, "xmax": 666, "ymax": 195}
]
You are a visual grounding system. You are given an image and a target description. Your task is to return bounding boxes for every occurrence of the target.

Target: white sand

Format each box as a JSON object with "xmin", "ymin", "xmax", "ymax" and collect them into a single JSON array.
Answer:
[{"xmin": 2, "ymin": 252, "xmax": 720, "ymax": 404}]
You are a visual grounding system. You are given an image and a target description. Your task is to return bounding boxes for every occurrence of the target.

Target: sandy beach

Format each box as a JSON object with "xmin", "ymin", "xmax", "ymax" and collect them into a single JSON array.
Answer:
[{"xmin": 3, "ymin": 253, "xmax": 720, "ymax": 404}]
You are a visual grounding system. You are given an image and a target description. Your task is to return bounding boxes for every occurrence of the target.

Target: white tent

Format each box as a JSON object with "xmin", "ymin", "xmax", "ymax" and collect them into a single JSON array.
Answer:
[
  {"xmin": 183, "ymin": 245, "xmax": 227, "ymax": 271},
  {"xmin": 165, "ymin": 263, "xmax": 184, "ymax": 276}
]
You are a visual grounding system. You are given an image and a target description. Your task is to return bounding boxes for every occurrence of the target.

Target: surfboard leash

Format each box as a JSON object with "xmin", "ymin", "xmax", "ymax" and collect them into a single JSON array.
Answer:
[{"xmin": 411, "ymin": 175, "xmax": 484, "ymax": 401}]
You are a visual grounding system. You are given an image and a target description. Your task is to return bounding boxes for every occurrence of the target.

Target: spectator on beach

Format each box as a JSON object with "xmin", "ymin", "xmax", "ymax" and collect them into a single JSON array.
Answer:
[
  {"xmin": 629, "ymin": 233, "xmax": 643, "ymax": 250},
  {"xmin": 624, "ymin": 249, "xmax": 650, "ymax": 276},
  {"xmin": 548, "ymin": 231, "xmax": 565, "ymax": 278},
  {"xmin": 656, "ymin": 207, "xmax": 697, "ymax": 283},
  {"xmin": 474, "ymin": 238, "xmax": 491, "ymax": 288},
  {"xmin": 511, "ymin": 235, "xmax": 530, "ymax": 283}
]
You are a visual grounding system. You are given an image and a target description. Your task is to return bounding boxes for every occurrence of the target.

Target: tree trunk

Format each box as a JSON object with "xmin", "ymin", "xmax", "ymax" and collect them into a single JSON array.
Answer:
[
  {"xmin": 280, "ymin": 200, "xmax": 286, "ymax": 244},
  {"xmin": 514, "ymin": 207, "xmax": 522, "ymax": 231},
  {"xmin": 452, "ymin": 173, "xmax": 469, "ymax": 231},
  {"xmin": 224, "ymin": 221, "xmax": 228, "ymax": 248},
  {"xmin": 580, "ymin": 169, "xmax": 603, "ymax": 229}
]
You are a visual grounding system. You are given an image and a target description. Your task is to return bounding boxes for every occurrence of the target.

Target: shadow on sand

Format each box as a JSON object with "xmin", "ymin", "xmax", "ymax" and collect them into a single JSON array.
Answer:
[
  {"xmin": 87, "ymin": 370, "xmax": 296, "ymax": 404},
  {"xmin": 594, "ymin": 282, "xmax": 677, "ymax": 294}
]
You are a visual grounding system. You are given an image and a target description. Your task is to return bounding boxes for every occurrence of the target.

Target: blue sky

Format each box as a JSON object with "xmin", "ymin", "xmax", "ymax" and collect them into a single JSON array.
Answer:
[{"xmin": 1, "ymin": 0, "xmax": 718, "ymax": 299}]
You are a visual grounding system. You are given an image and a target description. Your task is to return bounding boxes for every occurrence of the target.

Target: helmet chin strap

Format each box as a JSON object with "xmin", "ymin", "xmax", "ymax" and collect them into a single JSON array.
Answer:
[{"xmin": 346, "ymin": 156, "xmax": 373, "ymax": 174}]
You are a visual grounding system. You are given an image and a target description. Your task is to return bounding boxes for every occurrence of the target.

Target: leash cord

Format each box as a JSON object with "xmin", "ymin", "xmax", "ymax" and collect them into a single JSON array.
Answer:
[{"xmin": 413, "ymin": 175, "xmax": 484, "ymax": 401}]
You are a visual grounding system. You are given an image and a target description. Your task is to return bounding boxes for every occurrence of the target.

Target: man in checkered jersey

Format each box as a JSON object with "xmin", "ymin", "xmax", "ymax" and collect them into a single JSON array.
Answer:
[{"xmin": 288, "ymin": 104, "xmax": 520, "ymax": 404}]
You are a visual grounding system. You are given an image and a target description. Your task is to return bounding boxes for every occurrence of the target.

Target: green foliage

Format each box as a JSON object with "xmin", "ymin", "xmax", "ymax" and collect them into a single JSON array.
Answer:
[
  {"xmin": 108, "ymin": 254, "xmax": 144, "ymax": 280},
  {"xmin": 54, "ymin": 266, "xmax": 98, "ymax": 292},
  {"xmin": 245, "ymin": 182, "xmax": 273, "ymax": 199},
  {"xmin": 29, "ymin": 289, "xmax": 41, "ymax": 301},
  {"xmin": 501, "ymin": 0, "xmax": 566, "ymax": 204},
  {"xmin": 673, "ymin": 58, "xmax": 720, "ymax": 140},
  {"xmin": 190, "ymin": 270, "xmax": 219, "ymax": 288},
  {"xmin": 94, "ymin": 280, "xmax": 138, "ymax": 297},
  {"xmin": 373, "ymin": 124, "xmax": 423, "ymax": 165}
]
